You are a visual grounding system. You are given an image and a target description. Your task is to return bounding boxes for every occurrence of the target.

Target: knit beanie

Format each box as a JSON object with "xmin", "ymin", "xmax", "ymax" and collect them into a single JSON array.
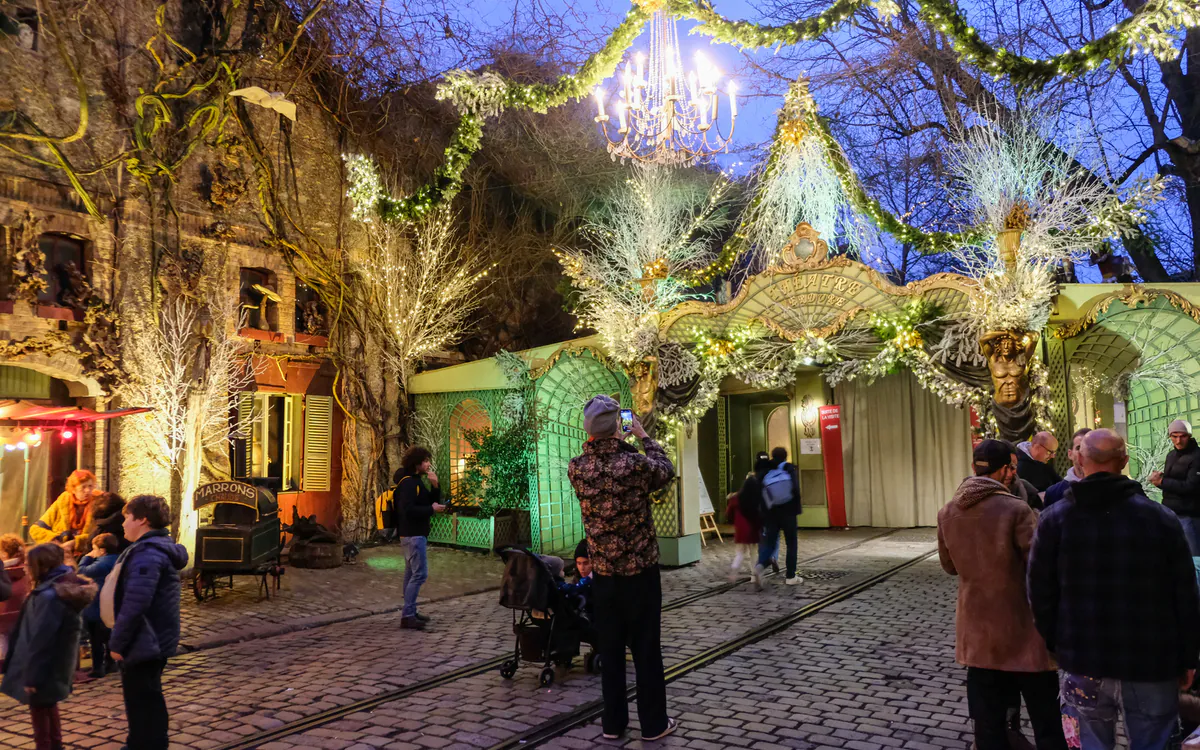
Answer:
[
  {"xmin": 1169, "ymin": 419, "xmax": 1193, "ymax": 436},
  {"xmin": 583, "ymin": 395, "xmax": 620, "ymax": 437}
]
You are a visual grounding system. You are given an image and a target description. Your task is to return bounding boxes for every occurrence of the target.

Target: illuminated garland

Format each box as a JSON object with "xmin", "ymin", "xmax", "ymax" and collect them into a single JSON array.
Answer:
[
  {"xmin": 670, "ymin": 0, "xmax": 896, "ymax": 49},
  {"xmin": 920, "ymin": 0, "xmax": 1200, "ymax": 87},
  {"xmin": 373, "ymin": 113, "xmax": 484, "ymax": 223}
]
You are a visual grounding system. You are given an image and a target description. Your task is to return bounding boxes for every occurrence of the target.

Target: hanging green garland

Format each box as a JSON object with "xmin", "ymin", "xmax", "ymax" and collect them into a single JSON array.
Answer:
[
  {"xmin": 919, "ymin": 0, "xmax": 1200, "ymax": 87},
  {"xmin": 668, "ymin": 0, "xmax": 890, "ymax": 48},
  {"xmin": 369, "ymin": 112, "xmax": 483, "ymax": 223}
]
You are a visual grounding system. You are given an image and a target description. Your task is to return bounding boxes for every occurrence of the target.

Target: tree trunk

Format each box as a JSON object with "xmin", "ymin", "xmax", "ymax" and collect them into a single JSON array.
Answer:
[
  {"xmin": 169, "ymin": 467, "xmax": 182, "ymax": 540},
  {"xmin": 1123, "ymin": 228, "xmax": 1171, "ymax": 282}
]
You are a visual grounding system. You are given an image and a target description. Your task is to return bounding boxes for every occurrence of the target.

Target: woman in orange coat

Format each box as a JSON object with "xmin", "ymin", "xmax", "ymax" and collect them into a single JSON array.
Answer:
[{"xmin": 29, "ymin": 470, "xmax": 97, "ymax": 546}]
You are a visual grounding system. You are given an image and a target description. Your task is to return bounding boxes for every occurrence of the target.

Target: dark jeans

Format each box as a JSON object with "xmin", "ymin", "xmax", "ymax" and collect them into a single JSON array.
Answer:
[
  {"xmin": 30, "ymin": 703, "xmax": 62, "ymax": 750},
  {"xmin": 966, "ymin": 667, "xmax": 1066, "ymax": 750},
  {"xmin": 121, "ymin": 658, "xmax": 169, "ymax": 750},
  {"xmin": 592, "ymin": 566, "xmax": 668, "ymax": 737},
  {"xmin": 758, "ymin": 510, "xmax": 798, "ymax": 578},
  {"xmin": 1059, "ymin": 672, "xmax": 1179, "ymax": 750},
  {"xmin": 87, "ymin": 619, "xmax": 110, "ymax": 672}
]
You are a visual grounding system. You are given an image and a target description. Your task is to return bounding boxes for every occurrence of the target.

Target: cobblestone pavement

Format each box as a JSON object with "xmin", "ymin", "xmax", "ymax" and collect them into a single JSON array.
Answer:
[
  {"xmin": 0, "ymin": 528, "xmax": 983, "ymax": 750},
  {"xmin": 178, "ymin": 545, "xmax": 505, "ymax": 649}
]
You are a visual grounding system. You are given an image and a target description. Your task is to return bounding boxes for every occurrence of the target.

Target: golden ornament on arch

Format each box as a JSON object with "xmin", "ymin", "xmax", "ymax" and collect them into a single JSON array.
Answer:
[
  {"xmin": 633, "ymin": 0, "xmax": 666, "ymax": 9},
  {"xmin": 778, "ymin": 117, "xmax": 809, "ymax": 148}
]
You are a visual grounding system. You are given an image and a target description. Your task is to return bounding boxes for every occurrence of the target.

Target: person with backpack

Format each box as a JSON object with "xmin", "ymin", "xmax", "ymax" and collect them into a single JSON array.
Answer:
[
  {"xmin": 105, "ymin": 495, "xmax": 188, "ymax": 750},
  {"xmin": 754, "ymin": 447, "xmax": 802, "ymax": 589},
  {"xmin": 394, "ymin": 447, "xmax": 447, "ymax": 631},
  {"xmin": 1, "ymin": 543, "xmax": 97, "ymax": 750},
  {"xmin": 725, "ymin": 478, "xmax": 763, "ymax": 581},
  {"xmin": 375, "ymin": 469, "xmax": 403, "ymax": 543}
]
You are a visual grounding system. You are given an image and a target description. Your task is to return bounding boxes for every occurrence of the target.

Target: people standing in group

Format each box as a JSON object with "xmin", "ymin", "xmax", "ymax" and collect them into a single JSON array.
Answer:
[
  {"xmin": 1016, "ymin": 432, "xmax": 1062, "ymax": 494},
  {"xmin": 1043, "ymin": 428, "xmax": 1092, "ymax": 508},
  {"xmin": 107, "ymin": 495, "xmax": 188, "ymax": 750},
  {"xmin": 568, "ymin": 395, "xmax": 677, "ymax": 742},
  {"xmin": 1151, "ymin": 419, "xmax": 1200, "ymax": 560},
  {"xmin": 938, "ymin": 440, "xmax": 1067, "ymax": 750},
  {"xmin": 725, "ymin": 483, "xmax": 762, "ymax": 581},
  {"xmin": 754, "ymin": 447, "xmax": 802, "ymax": 589},
  {"xmin": 1028, "ymin": 429, "xmax": 1200, "ymax": 750},
  {"xmin": 394, "ymin": 447, "xmax": 446, "ymax": 631},
  {"xmin": 29, "ymin": 469, "xmax": 98, "ymax": 546},
  {"xmin": 76, "ymin": 532, "xmax": 120, "ymax": 678},
  {"xmin": 0, "ymin": 533, "xmax": 29, "ymax": 660},
  {"xmin": 1, "ymin": 543, "xmax": 97, "ymax": 750}
]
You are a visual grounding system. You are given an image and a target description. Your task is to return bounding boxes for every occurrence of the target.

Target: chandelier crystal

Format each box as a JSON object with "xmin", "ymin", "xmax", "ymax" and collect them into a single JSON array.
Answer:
[{"xmin": 594, "ymin": 11, "xmax": 737, "ymax": 167}]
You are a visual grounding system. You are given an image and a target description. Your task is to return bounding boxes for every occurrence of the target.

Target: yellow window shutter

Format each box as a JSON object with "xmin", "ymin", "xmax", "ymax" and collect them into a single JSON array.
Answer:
[
  {"xmin": 282, "ymin": 395, "xmax": 294, "ymax": 490},
  {"xmin": 303, "ymin": 395, "xmax": 333, "ymax": 492},
  {"xmin": 234, "ymin": 392, "xmax": 256, "ymax": 478}
]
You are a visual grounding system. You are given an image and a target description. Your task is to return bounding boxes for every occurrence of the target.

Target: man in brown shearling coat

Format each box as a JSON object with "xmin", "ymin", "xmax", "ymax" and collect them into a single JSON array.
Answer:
[{"xmin": 938, "ymin": 439, "xmax": 1067, "ymax": 750}]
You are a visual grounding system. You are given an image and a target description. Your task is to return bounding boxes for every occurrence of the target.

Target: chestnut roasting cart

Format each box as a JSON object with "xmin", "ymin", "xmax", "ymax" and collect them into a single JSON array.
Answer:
[{"xmin": 192, "ymin": 480, "xmax": 283, "ymax": 602}]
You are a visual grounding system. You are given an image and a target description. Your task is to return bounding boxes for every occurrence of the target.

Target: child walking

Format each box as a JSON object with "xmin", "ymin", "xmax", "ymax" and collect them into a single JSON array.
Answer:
[
  {"xmin": 725, "ymin": 490, "xmax": 762, "ymax": 580},
  {"xmin": 77, "ymin": 533, "xmax": 119, "ymax": 678},
  {"xmin": 0, "ymin": 533, "xmax": 29, "ymax": 660},
  {"xmin": 0, "ymin": 543, "xmax": 97, "ymax": 750}
]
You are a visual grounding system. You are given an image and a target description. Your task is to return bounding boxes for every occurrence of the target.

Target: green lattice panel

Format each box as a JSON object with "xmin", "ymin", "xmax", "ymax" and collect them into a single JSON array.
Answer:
[
  {"xmin": 428, "ymin": 513, "xmax": 454, "ymax": 544},
  {"xmin": 650, "ymin": 484, "xmax": 680, "ymax": 537},
  {"xmin": 455, "ymin": 516, "xmax": 495, "ymax": 550},
  {"xmin": 533, "ymin": 351, "xmax": 631, "ymax": 555},
  {"xmin": 413, "ymin": 389, "xmax": 515, "ymax": 505},
  {"xmin": 1042, "ymin": 336, "xmax": 1072, "ymax": 477},
  {"xmin": 717, "ymin": 397, "xmax": 728, "ymax": 509}
]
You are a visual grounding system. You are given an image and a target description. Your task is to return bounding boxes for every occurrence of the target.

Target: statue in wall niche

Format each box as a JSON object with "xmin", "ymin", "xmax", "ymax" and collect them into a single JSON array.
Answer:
[
  {"xmin": 56, "ymin": 260, "xmax": 91, "ymax": 309},
  {"xmin": 630, "ymin": 357, "xmax": 659, "ymax": 437},
  {"xmin": 980, "ymin": 330, "xmax": 1039, "ymax": 442}
]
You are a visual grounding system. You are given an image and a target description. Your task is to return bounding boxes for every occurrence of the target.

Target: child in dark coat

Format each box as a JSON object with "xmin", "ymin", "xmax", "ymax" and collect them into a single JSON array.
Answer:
[
  {"xmin": 0, "ymin": 533, "xmax": 29, "ymax": 659},
  {"xmin": 76, "ymin": 532, "xmax": 119, "ymax": 678},
  {"xmin": 1, "ymin": 543, "xmax": 97, "ymax": 750}
]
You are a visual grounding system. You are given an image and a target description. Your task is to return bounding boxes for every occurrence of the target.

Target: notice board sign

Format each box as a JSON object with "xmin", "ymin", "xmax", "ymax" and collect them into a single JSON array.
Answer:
[{"xmin": 819, "ymin": 405, "xmax": 847, "ymax": 527}]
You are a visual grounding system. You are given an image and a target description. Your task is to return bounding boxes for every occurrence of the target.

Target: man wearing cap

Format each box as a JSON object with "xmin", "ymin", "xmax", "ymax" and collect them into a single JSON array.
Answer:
[
  {"xmin": 568, "ymin": 396, "xmax": 677, "ymax": 742},
  {"xmin": 1151, "ymin": 420, "xmax": 1200, "ymax": 558},
  {"xmin": 938, "ymin": 440, "xmax": 1066, "ymax": 750}
]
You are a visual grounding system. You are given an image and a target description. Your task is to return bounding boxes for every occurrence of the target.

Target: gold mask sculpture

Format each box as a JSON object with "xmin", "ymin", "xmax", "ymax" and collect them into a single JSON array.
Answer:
[{"xmin": 979, "ymin": 331, "xmax": 1039, "ymax": 408}]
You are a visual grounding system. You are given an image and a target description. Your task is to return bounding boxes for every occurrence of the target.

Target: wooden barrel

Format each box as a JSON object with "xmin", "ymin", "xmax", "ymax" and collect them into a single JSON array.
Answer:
[{"xmin": 289, "ymin": 539, "xmax": 342, "ymax": 569}]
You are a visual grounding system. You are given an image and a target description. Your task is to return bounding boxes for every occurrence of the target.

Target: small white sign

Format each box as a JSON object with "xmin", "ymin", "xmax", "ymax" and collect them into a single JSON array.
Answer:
[
  {"xmin": 1113, "ymin": 402, "xmax": 1127, "ymax": 424},
  {"xmin": 800, "ymin": 438, "xmax": 822, "ymax": 455}
]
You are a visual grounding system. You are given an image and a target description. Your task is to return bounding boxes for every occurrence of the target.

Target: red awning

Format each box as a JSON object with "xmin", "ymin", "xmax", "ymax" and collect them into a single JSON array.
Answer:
[{"xmin": 0, "ymin": 400, "xmax": 152, "ymax": 423}]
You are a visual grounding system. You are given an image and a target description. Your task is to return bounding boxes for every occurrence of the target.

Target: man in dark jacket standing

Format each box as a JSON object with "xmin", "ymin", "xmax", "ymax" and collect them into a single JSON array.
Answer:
[
  {"xmin": 939, "ymin": 440, "xmax": 1065, "ymax": 750},
  {"xmin": 394, "ymin": 446, "xmax": 446, "ymax": 631},
  {"xmin": 1150, "ymin": 419, "xmax": 1200, "ymax": 558},
  {"xmin": 754, "ymin": 446, "xmax": 802, "ymax": 588},
  {"xmin": 568, "ymin": 395, "xmax": 676, "ymax": 742},
  {"xmin": 1017, "ymin": 431, "xmax": 1062, "ymax": 493},
  {"xmin": 1043, "ymin": 428, "xmax": 1091, "ymax": 508},
  {"xmin": 1028, "ymin": 430, "xmax": 1200, "ymax": 750},
  {"xmin": 111, "ymin": 495, "xmax": 188, "ymax": 750}
]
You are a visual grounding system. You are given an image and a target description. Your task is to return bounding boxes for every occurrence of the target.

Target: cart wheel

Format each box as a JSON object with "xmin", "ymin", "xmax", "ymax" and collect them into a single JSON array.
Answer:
[
  {"xmin": 192, "ymin": 573, "xmax": 204, "ymax": 603},
  {"xmin": 538, "ymin": 667, "xmax": 555, "ymax": 687},
  {"xmin": 499, "ymin": 661, "xmax": 517, "ymax": 680}
]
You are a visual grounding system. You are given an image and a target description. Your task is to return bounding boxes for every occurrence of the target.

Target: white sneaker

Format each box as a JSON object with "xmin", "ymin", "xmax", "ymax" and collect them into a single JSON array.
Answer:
[
  {"xmin": 785, "ymin": 576, "xmax": 803, "ymax": 586},
  {"xmin": 1184, "ymin": 726, "xmax": 1200, "ymax": 748},
  {"xmin": 752, "ymin": 564, "xmax": 765, "ymax": 591}
]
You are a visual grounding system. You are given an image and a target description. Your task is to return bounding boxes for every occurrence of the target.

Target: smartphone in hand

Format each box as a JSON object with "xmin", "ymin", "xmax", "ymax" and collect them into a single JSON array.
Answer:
[{"xmin": 620, "ymin": 409, "xmax": 634, "ymax": 433}]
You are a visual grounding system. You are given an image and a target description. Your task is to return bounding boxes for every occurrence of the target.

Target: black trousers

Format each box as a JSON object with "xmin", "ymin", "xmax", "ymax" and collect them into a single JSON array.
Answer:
[
  {"xmin": 967, "ymin": 667, "xmax": 1066, "ymax": 750},
  {"xmin": 121, "ymin": 658, "xmax": 169, "ymax": 750},
  {"xmin": 591, "ymin": 566, "xmax": 669, "ymax": 737},
  {"xmin": 87, "ymin": 620, "xmax": 110, "ymax": 672}
]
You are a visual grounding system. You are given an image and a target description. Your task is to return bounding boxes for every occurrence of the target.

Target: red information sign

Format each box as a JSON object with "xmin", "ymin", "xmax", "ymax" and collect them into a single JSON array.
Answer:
[{"xmin": 819, "ymin": 405, "xmax": 847, "ymax": 528}]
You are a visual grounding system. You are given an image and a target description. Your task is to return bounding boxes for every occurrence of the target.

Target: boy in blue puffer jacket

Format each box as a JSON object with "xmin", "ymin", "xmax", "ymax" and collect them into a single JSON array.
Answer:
[
  {"xmin": 76, "ymin": 532, "xmax": 119, "ymax": 678},
  {"xmin": 107, "ymin": 495, "xmax": 188, "ymax": 750}
]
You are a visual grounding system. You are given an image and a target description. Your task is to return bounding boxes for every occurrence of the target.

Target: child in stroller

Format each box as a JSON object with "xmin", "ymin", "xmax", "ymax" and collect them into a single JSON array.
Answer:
[{"xmin": 497, "ymin": 546, "xmax": 599, "ymax": 687}]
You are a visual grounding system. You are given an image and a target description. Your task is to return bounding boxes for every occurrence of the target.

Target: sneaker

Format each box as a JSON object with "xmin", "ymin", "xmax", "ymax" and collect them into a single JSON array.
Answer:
[
  {"xmin": 602, "ymin": 729, "xmax": 625, "ymax": 740},
  {"xmin": 642, "ymin": 718, "xmax": 678, "ymax": 741},
  {"xmin": 414, "ymin": 612, "xmax": 430, "ymax": 623},
  {"xmin": 785, "ymin": 576, "xmax": 803, "ymax": 586},
  {"xmin": 400, "ymin": 616, "xmax": 426, "ymax": 630},
  {"xmin": 752, "ymin": 564, "xmax": 765, "ymax": 591}
]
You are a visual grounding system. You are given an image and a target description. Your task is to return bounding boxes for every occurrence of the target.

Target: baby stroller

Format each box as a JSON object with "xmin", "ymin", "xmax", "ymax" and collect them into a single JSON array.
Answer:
[{"xmin": 497, "ymin": 547, "xmax": 599, "ymax": 687}]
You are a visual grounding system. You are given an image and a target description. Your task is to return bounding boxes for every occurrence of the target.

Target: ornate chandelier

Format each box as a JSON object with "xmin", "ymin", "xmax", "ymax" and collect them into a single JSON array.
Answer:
[{"xmin": 594, "ymin": 10, "xmax": 737, "ymax": 167}]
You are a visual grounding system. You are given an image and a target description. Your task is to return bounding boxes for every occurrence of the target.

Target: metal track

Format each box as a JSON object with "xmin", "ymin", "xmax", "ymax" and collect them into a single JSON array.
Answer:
[
  {"xmin": 209, "ymin": 529, "xmax": 901, "ymax": 750},
  {"xmin": 487, "ymin": 547, "xmax": 938, "ymax": 750}
]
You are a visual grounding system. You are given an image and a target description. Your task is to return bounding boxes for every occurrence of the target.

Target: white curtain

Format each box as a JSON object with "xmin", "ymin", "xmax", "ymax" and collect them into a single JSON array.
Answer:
[
  {"xmin": 0, "ymin": 428, "xmax": 50, "ymax": 536},
  {"xmin": 835, "ymin": 371, "xmax": 972, "ymax": 527}
]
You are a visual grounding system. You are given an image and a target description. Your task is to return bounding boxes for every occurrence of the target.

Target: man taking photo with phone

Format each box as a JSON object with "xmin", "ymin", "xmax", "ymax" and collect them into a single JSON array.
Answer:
[{"xmin": 569, "ymin": 395, "xmax": 677, "ymax": 742}]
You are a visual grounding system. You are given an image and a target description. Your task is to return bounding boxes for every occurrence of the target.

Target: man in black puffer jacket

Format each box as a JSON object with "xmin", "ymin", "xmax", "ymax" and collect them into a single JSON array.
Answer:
[
  {"xmin": 1151, "ymin": 419, "xmax": 1200, "ymax": 558},
  {"xmin": 110, "ymin": 495, "xmax": 188, "ymax": 750}
]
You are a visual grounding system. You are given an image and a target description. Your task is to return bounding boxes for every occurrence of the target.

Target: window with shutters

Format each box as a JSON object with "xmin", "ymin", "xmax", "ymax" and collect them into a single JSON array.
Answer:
[
  {"xmin": 232, "ymin": 392, "xmax": 301, "ymax": 490},
  {"xmin": 303, "ymin": 395, "xmax": 333, "ymax": 492}
]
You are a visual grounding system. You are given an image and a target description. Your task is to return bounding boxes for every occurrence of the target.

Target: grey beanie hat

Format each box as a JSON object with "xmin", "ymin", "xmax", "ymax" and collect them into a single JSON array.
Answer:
[
  {"xmin": 1169, "ymin": 419, "xmax": 1193, "ymax": 435},
  {"xmin": 583, "ymin": 394, "xmax": 621, "ymax": 437}
]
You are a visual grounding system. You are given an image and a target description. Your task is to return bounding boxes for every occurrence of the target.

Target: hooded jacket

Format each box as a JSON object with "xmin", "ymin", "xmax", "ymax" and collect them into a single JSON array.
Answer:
[
  {"xmin": 937, "ymin": 476, "xmax": 1055, "ymax": 673},
  {"xmin": 1, "ymin": 565, "xmax": 96, "ymax": 705},
  {"xmin": 110, "ymin": 530, "xmax": 188, "ymax": 665},
  {"xmin": 1162, "ymin": 438, "xmax": 1200, "ymax": 518},
  {"xmin": 1016, "ymin": 442, "xmax": 1062, "ymax": 493},
  {"xmin": 0, "ymin": 558, "xmax": 30, "ymax": 637},
  {"xmin": 1028, "ymin": 472, "xmax": 1200, "ymax": 682}
]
